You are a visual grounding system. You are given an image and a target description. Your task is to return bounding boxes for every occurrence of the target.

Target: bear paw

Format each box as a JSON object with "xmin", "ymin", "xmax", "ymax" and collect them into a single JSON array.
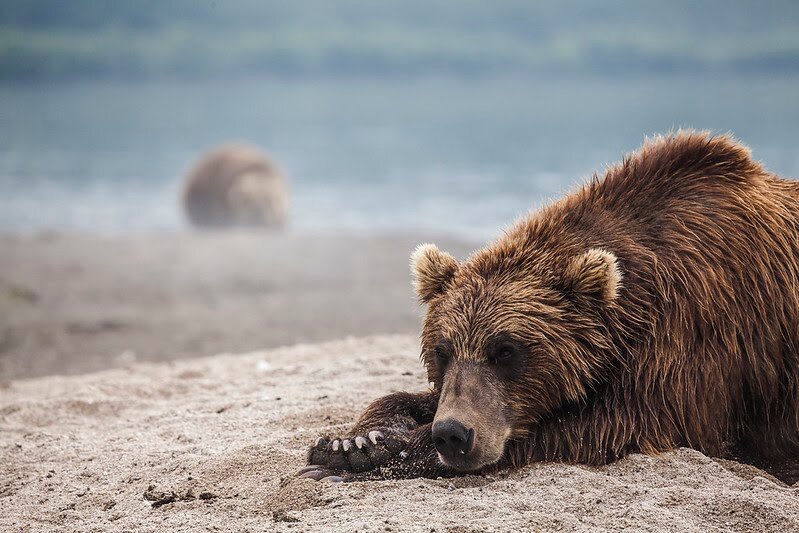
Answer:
[{"xmin": 298, "ymin": 430, "xmax": 406, "ymax": 480}]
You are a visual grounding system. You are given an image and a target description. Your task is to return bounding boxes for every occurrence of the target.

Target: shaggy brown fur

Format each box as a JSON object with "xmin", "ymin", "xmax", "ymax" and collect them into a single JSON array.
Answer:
[
  {"xmin": 301, "ymin": 131, "xmax": 799, "ymax": 483},
  {"xmin": 182, "ymin": 144, "xmax": 288, "ymax": 228}
]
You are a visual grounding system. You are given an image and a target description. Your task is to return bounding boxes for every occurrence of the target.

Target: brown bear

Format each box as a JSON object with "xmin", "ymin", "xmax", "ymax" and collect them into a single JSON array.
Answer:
[
  {"xmin": 299, "ymin": 131, "xmax": 799, "ymax": 483},
  {"xmin": 182, "ymin": 144, "xmax": 288, "ymax": 228}
]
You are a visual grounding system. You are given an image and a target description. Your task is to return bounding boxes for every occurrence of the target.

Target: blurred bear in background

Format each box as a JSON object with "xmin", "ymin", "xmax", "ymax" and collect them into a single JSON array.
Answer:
[{"xmin": 182, "ymin": 144, "xmax": 288, "ymax": 228}]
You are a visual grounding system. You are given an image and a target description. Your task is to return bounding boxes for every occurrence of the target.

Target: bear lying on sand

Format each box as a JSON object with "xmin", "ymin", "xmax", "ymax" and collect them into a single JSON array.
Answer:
[{"xmin": 300, "ymin": 132, "xmax": 799, "ymax": 483}]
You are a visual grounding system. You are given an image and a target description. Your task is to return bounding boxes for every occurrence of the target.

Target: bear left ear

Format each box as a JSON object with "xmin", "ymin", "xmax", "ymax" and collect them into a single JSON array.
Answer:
[
  {"xmin": 562, "ymin": 248, "xmax": 621, "ymax": 302},
  {"xmin": 410, "ymin": 243, "xmax": 459, "ymax": 303}
]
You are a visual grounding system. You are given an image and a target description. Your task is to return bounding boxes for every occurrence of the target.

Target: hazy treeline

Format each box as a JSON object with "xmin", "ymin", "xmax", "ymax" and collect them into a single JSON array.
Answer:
[{"xmin": 1, "ymin": 0, "xmax": 797, "ymax": 80}]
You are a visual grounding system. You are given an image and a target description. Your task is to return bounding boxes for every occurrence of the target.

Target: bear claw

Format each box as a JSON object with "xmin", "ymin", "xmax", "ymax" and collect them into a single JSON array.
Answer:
[
  {"xmin": 299, "ymin": 468, "xmax": 334, "ymax": 481},
  {"xmin": 297, "ymin": 464, "xmax": 323, "ymax": 475},
  {"xmin": 368, "ymin": 431, "xmax": 384, "ymax": 445},
  {"xmin": 296, "ymin": 465, "xmax": 346, "ymax": 482}
]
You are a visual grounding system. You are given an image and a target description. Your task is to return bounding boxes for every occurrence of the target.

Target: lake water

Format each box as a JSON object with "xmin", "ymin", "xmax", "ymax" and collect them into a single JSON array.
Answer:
[{"xmin": 1, "ymin": 75, "xmax": 798, "ymax": 239}]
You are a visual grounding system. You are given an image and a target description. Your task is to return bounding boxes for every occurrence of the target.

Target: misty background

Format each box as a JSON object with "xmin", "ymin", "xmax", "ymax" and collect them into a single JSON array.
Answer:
[{"xmin": 1, "ymin": 0, "xmax": 798, "ymax": 238}]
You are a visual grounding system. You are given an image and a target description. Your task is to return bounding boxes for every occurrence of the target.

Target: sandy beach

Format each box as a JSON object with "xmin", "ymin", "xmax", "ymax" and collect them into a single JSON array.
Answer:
[
  {"xmin": 2, "ymin": 334, "xmax": 797, "ymax": 532},
  {"xmin": 2, "ymin": 231, "xmax": 799, "ymax": 532}
]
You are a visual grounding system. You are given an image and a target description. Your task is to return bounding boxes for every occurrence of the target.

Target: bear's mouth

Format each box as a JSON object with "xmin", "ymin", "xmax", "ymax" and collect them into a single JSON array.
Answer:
[
  {"xmin": 437, "ymin": 445, "xmax": 507, "ymax": 472},
  {"xmin": 438, "ymin": 453, "xmax": 485, "ymax": 472}
]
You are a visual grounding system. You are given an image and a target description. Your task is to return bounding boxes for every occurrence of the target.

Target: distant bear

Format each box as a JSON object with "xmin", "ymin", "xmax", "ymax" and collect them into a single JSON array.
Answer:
[
  {"xmin": 300, "ymin": 132, "xmax": 799, "ymax": 483},
  {"xmin": 182, "ymin": 144, "xmax": 288, "ymax": 228}
]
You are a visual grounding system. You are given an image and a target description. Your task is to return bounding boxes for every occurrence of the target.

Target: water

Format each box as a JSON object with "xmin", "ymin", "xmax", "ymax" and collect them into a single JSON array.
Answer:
[{"xmin": 1, "ymin": 75, "xmax": 798, "ymax": 239}]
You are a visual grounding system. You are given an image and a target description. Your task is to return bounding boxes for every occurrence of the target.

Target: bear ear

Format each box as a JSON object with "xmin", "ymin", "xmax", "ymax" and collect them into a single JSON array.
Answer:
[
  {"xmin": 410, "ymin": 243, "xmax": 459, "ymax": 303},
  {"xmin": 562, "ymin": 248, "xmax": 621, "ymax": 302}
]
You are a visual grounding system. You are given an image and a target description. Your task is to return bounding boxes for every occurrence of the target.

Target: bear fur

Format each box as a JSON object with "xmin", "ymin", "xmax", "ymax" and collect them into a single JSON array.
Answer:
[
  {"xmin": 182, "ymin": 144, "xmax": 288, "ymax": 228},
  {"xmin": 301, "ymin": 131, "xmax": 799, "ymax": 483}
]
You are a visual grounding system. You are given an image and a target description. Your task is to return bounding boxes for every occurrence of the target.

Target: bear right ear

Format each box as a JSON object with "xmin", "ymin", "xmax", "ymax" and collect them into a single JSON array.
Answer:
[
  {"xmin": 410, "ymin": 243, "xmax": 459, "ymax": 303},
  {"xmin": 562, "ymin": 248, "xmax": 622, "ymax": 303}
]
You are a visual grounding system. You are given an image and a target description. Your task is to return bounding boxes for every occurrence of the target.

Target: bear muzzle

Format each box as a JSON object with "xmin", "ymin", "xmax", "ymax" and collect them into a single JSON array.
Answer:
[
  {"xmin": 431, "ymin": 414, "xmax": 510, "ymax": 471},
  {"xmin": 433, "ymin": 363, "xmax": 512, "ymax": 471}
]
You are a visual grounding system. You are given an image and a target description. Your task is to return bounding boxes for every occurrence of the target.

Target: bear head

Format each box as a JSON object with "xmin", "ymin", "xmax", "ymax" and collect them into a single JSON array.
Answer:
[{"xmin": 411, "ymin": 241, "xmax": 622, "ymax": 471}]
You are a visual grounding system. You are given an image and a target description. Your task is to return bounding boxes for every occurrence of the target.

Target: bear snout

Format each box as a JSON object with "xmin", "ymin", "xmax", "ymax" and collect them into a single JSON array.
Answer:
[{"xmin": 432, "ymin": 419, "xmax": 475, "ymax": 461}]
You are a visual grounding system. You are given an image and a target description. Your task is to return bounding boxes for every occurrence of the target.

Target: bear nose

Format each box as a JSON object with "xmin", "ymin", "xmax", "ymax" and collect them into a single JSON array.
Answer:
[{"xmin": 432, "ymin": 419, "xmax": 474, "ymax": 460}]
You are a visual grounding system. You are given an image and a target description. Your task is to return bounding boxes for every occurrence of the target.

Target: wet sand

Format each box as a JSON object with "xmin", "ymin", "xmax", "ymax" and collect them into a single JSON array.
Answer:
[{"xmin": 0, "ymin": 231, "xmax": 473, "ymax": 380}]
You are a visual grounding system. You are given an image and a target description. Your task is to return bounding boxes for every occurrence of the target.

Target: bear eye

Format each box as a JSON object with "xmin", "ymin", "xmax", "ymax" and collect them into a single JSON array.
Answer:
[
  {"xmin": 489, "ymin": 341, "xmax": 519, "ymax": 365},
  {"xmin": 433, "ymin": 344, "xmax": 451, "ymax": 365}
]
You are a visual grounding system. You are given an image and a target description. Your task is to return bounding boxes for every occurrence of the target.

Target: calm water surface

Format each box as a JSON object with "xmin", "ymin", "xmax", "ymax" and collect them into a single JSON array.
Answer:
[{"xmin": 1, "ymin": 76, "xmax": 798, "ymax": 239}]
